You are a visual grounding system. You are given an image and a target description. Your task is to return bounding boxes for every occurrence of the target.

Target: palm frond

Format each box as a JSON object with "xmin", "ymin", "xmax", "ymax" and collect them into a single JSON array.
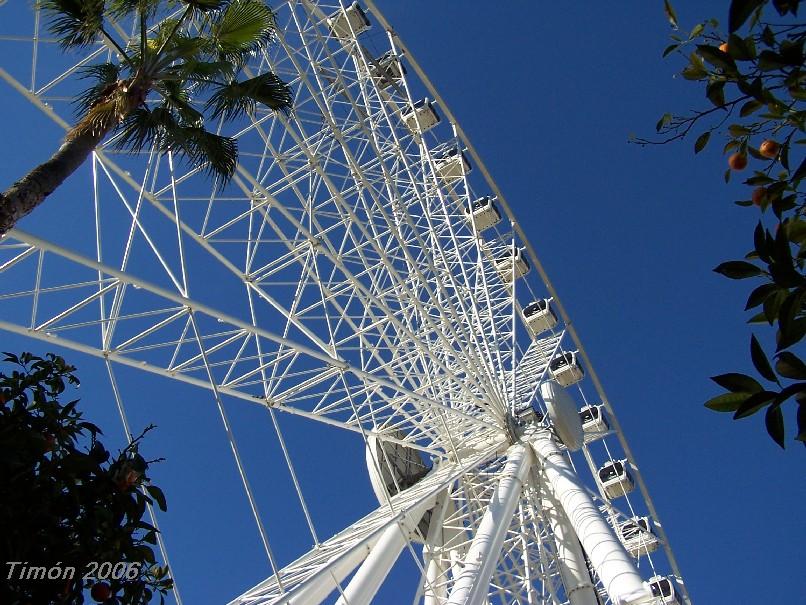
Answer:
[
  {"xmin": 40, "ymin": 0, "xmax": 106, "ymax": 48},
  {"xmin": 116, "ymin": 105, "xmax": 237, "ymax": 182},
  {"xmin": 171, "ymin": 127, "xmax": 238, "ymax": 182},
  {"xmin": 164, "ymin": 59, "xmax": 234, "ymax": 85},
  {"xmin": 108, "ymin": 0, "xmax": 161, "ymax": 20},
  {"xmin": 210, "ymin": 0, "xmax": 276, "ymax": 60},
  {"xmin": 115, "ymin": 106, "xmax": 178, "ymax": 153},
  {"xmin": 178, "ymin": 0, "xmax": 230, "ymax": 12},
  {"xmin": 74, "ymin": 63, "xmax": 122, "ymax": 117},
  {"xmin": 155, "ymin": 81, "xmax": 204, "ymax": 126},
  {"xmin": 205, "ymin": 72, "xmax": 292, "ymax": 121}
]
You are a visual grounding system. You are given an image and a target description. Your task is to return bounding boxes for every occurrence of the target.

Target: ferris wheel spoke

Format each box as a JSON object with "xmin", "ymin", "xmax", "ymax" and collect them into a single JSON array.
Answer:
[
  {"xmin": 229, "ymin": 444, "xmax": 499, "ymax": 605},
  {"xmin": 254, "ymin": 18, "xmax": 511, "ymax": 409},
  {"xmin": 335, "ymin": 43, "xmax": 512, "ymax": 402},
  {"xmin": 232, "ymin": 114, "xmax": 504, "ymax": 416},
  {"xmin": 0, "ymin": 230, "xmax": 495, "ymax": 452}
]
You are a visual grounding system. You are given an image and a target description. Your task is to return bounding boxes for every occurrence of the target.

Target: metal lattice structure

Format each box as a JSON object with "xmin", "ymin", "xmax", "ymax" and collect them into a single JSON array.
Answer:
[{"xmin": 0, "ymin": 2, "xmax": 690, "ymax": 604}]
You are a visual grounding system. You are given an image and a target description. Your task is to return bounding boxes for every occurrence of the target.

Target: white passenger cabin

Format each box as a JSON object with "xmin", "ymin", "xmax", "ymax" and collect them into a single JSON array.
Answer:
[
  {"xmin": 494, "ymin": 246, "xmax": 530, "ymax": 281},
  {"xmin": 579, "ymin": 404, "xmax": 609, "ymax": 435},
  {"xmin": 465, "ymin": 196, "xmax": 501, "ymax": 232},
  {"xmin": 523, "ymin": 299, "xmax": 558, "ymax": 336},
  {"xmin": 548, "ymin": 351, "xmax": 583, "ymax": 387},
  {"xmin": 327, "ymin": 2, "xmax": 370, "ymax": 41},
  {"xmin": 597, "ymin": 459, "xmax": 634, "ymax": 499},
  {"xmin": 368, "ymin": 51, "xmax": 405, "ymax": 89},
  {"xmin": 402, "ymin": 99, "xmax": 440, "ymax": 134},
  {"xmin": 618, "ymin": 516, "xmax": 659, "ymax": 558},
  {"xmin": 648, "ymin": 576, "xmax": 683, "ymax": 605},
  {"xmin": 434, "ymin": 147, "xmax": 471, "ymax": 183}
]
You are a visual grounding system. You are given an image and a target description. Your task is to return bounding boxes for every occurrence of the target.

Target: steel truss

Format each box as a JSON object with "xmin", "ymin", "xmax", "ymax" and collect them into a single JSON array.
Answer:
[{"xmin": 0, "ymin": 1, "xmax": 690, "ymax": 604}]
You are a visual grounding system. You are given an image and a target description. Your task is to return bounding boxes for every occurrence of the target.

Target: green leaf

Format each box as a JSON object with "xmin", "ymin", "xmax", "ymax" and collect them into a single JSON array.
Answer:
[
  {"xmin": 746, "ymin": 283, "xmax": 778, "ymax": 310},
  {"xmin": 739, "ymin": 99, "xmax": 763, "ymax": 117},
  {"xmin": 774, "ymin": 382, "xmax": 806, "ymax": 405},
  {"xmin": 734, "ymin": 390, "xmax": 776, "ymax": 418},
  {"xmin": 682, "ymin": 52, "xmax": 708, "ymax": 80},
  {"xmin": 146, "ymin": 484, "xmax": 168, "ymax": 512},
  {"xmin": 750, "ymin": 334, "xmax": 778, "ymax": 382},
  {"xmin": 664, "ymin": 0, "xmax": 679, "ymax": 29},
  {"xmin": 788, "ymin": 219, "xmax": 806, "ymax": 244},
  {"xmin": 728, "ymin": 0, "xmax": 765, "ymax": 33},
  {"xmin": 205, "ymin": 72, "xmax": 293, "ymax": 121},
  {"xmin": 758, "ymin": 50, "xmax": 788, "ymax": 71},
  {"xmin": 791, "ymin": 157, "xmax": 806, "ymax": 182},
  {"xmin": 663, "ymin": 43, "xmax": 680, "ymax": 58},
  {"xmin": 689, "ymin": 23, "xmax": 704, "ymax": 40},
  {"xmin": 705, "ymin": 391, "xmax": 750, "ymax": 412},
  {"xmin": 714, "ymin": 260, "xmax": 764, "ymax": 279},
  {"xmin": 706, "ymin": 80, "xmax": 726, "ymax": 107},
  {"xmin": 656, "ymin": 113, "xmax": 672, "ymax": 132},
  {"xmin": 727, "ymin": 33, "xmax": 757, "ymax": 60},
  {"xmin": 40, "ymin": 0, "xmax": 106, "ymax": 48},
  {"xmin": 772, "ymin": 0, "xmax": 800, "ymax": 17},
  {"xmin": 754, "ymin": 221, "xmax": 770, "ymax": 263},
  {"xmin": 211, "ymin": 0, "xmax": 277, "ymax": 56},
  {"xmin": 745, "ymin": 173, "xmax": 775, "ymax": 186},
  {"xmin": 728, "ymin": 124, "xmax": 752, "ymax": 137},
  {"xmin": 749, "ymin": 310, "xmax": 768, "ymax": 323},
  {"xmin": 777, "ymin": 316, "xmax": 806, "ymax": 351},
  {"xmin": 737, "ymin": 77, "xmax": 766, "ymax": 101},
  {"xmin": 765, "ymin": 404, "xmax": 786, "ymax": 447},
  {"xmin": 181, "ymin": 0, "xmax": 230, "ymax": 12},
  {"xmin": 698, "ymin": 45, "xmax": 737, "ymax": 73},
  {"xmin": 711, "ymin": 372, "xmax": 763, "ymax": 393},
  {"xmin": 694, "ymin": 131, "xmax": 711, "ymax": 154},
  {"xmin": 776, "ymin": 352, "xmax": 806, "ymax": 379}
]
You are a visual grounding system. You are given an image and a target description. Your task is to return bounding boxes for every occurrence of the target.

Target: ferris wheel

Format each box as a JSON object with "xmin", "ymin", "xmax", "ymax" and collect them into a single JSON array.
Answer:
[{"xmin": 0, "ymin": 1, "xmax": 691, "ymax": 604}]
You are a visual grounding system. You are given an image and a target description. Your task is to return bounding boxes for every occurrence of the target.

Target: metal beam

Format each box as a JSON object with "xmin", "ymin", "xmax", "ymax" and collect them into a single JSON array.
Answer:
[
  {"xmin": 446, "ymin": 443, "xmax": 532, "ymax": 605},
  {"xmin": 529, "ymin": 431, "xmax": 651, "ymax": 605},
  {"xmin": 333, "ymin": 492, "xmax": 436, "ymax": 605}
]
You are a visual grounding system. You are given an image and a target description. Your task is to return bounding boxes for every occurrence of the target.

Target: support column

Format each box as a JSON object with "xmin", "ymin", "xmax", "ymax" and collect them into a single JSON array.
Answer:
[
  {"xmin": 446, "ymin": 444, "xmax": 532, "ymax": 605},
  {"xmin": 540, "ymin": 475, "xmax": 598, "ymax": 605},
  {"xmin": 423, "ymin": 491, "xmax": 451, "ymax": 605},
  {"xmin": 530, "ymin": 431, "xmax": 651, "ymax": 605},
  {"xmin": 334, "ymin": 493, "xmax": 436, "ymax": 605}
]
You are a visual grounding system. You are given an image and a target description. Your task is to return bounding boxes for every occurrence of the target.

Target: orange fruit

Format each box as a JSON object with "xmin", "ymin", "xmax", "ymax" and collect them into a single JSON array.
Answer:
[
  {"xmin": 759, "ymin": 139, "xmax": 780, "ymax": 159},
  {"xmin": 751, "ymin": 187, "xmax": 766, "ymax": 206},
  {"xmin": 719, "ymin": 42, "xmax": 729, "ymax": 53},
  {"xmin": 90, "ymin": 582, "xmax": 111, "ymax": 602},
  {"xmin": 728, "ymin": 153, "xmax": 748, "ymax": 170}
]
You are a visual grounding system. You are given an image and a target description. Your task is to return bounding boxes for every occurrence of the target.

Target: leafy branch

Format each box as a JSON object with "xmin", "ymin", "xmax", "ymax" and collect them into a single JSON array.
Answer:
[{"xmin": 649, "ymin": 0, "xmax": 806, "ymax": 449}]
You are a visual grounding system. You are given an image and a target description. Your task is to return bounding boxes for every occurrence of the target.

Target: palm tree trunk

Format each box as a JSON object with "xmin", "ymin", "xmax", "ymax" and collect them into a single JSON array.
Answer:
[{"xmin": 0, "ymin": 126, "xmax": 108, "ymax": 235}]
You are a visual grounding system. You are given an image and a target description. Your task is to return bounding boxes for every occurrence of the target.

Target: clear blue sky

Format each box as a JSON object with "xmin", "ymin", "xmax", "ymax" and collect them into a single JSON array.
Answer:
[{"xmin": 0, "ymin": 1, "xmax": 803, "ymax": 604}]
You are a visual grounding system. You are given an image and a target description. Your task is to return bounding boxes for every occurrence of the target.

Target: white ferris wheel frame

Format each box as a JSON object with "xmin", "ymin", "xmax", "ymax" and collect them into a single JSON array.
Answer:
[{"xmin": 0, "ymin": 1, "xmax": 690, "ymax": 604}]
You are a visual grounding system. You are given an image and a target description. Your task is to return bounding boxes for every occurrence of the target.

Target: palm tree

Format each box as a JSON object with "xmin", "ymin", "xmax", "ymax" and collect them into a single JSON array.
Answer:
[{"xmin": 0, "ymin": 0, "xmax": 293, "ymax": 235}]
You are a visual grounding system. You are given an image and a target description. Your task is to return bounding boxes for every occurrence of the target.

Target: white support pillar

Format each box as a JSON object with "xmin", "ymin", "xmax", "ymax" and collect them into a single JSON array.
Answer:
[
  {"xmin": 446, "ymin": 444, "xmax": 532, "ymax": 605},
  {"xmin": 540, "ymin": 476, "xmax": 599, "ymax": 605},
  {"xmin": 334, "ymin": 493, "xmax": 437, "ymax": 605},
  {"xmin": 283, "ymin": 549, "xmax": 368, "ymax": 605},
  {"xmin": 423, "ymin": 491, "xmax": 451, "ymax": 605},
  {"xmin": 529, "ymin": 431, "xmax": 652, "ymax": 605}
]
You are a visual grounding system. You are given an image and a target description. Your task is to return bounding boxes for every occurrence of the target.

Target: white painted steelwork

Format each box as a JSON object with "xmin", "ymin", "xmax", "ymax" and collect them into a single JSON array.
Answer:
[
  {"xmin": 446, "ymin": 444, "xmax": 532, "ymax": 605},
  {"xmin": 541, "ymin": 481, "xmax": 598, "ymax": 605},
  {"xmin": 0, "ymin": 1, "xmax": 690, "ymax": 603},
  {"xmin": 530, "ymin": 431, "xmax": 652, "ymax": 605}
]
